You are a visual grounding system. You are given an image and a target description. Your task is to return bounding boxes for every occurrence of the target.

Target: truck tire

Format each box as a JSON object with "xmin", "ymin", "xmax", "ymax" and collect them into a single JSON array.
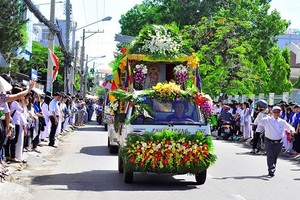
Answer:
[
  {"xmin": 124, "ymin": 171, "xmax": 133, "ymax": 183},
  {"xmin": 118, "ymin": 153, "xmax": 123, "ymax": 173},
  {"xmin": 109, "ymin": 145, "xmax": 118, "ymax": 154},
  {"xmin": 195, "ymin": 169, "xmax": 207, "ymax": 185}
]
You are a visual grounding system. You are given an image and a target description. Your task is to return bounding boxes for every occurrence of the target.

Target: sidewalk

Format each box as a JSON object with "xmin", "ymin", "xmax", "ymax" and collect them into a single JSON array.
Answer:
[{"xmin": 0, "ymin": 125, "xmax": 75, "ymax": 200}]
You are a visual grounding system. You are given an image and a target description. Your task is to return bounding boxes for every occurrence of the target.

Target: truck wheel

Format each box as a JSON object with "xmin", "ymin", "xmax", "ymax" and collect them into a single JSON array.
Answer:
[
  {"xmin": 108, "ymin": 137, "xmax": 110, "ymax": 148},
  {"xmin": 195, "ymin": 170, "xmax": 207, "ymax": 185},
  {"xmin": 109, "ymin": 145, "xmax": 118, "ymax": 154},
  {"xmin": 104, "ymin": 124, "xmax": 108, "ymax": 131},
  {"xmin": 124, "ymin": 171, "xmax": 133, "ymax": 183},
  {"xmin": 118, "ymin": 154, "xmax": 123, "ymax": 173}
]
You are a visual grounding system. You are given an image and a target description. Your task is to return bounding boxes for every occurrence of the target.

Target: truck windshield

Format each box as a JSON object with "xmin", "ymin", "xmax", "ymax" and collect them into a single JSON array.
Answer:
[{"xmin": 131, "ymin": 99, "xmax": 206, "ymax": 125}]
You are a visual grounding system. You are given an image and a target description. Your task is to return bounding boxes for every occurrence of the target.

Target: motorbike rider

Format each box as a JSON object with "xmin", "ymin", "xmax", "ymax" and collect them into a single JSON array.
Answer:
[{"xmin": 217, "ymin": 105, "xmax": 234, "ymax": 139}]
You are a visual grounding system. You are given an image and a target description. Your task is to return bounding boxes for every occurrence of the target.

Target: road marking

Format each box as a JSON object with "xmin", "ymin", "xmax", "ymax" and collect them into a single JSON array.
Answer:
[{"xmin": 233, "ymin": 194, "xmax": 247, "ymax": 200}]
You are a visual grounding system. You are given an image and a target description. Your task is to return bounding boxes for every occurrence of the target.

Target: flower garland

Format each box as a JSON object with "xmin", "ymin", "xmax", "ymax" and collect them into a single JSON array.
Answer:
[
  {"xmin": 129, "ymin": 25, "xmax": 185, "ymax": 58},
  {"xmin": 151, "ymin": 82, "xmax": 183, "ymax": 102},
  {"xmin": 107, "ymin": 100, "xmax": 119, "ymax": 116},
  {"xmin": 174, "ymin": 64, "xmax": 189, "ymax": 85},
  {"xmin": 121, "ymin": 130, "xmax": 217, "ymax": 174},
  {"xmin": 133, "ymin": 64, "xmax": 148, "ymax": 85},
  {"xmin": 194, "ymin": 93, "xmax": 214, "ymax": 120}
]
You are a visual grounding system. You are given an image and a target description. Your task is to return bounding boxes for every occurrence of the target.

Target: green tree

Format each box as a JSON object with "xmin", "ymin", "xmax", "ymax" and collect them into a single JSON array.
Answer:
[
  {"xmin": 120, "ymin": 0, "xmax": 221, "ymax": 37},
  {"xmin": 267, "ymin": 47, "xmax": 292, "ymax": 94},
  {"xmin": 11, "ymin": 41, "xmax": 65, "ymax": 91},
  {"xmin": 0, "ymin": 0, "xmax": 27, "ymax": 59}
]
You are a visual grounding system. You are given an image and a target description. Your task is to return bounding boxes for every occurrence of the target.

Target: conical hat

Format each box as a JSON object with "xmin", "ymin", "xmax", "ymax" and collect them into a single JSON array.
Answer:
[{"xmin": 0, "ymin": 76, "xmax": 12, "ymax": 92}]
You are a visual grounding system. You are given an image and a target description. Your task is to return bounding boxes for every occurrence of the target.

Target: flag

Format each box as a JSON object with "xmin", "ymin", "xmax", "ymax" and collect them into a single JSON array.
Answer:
[
  {"xmin": 102, "ymin": 81, "xmax": 112, "ymax": 90},
  {"xmin": 111, "ymin": 70, "xmax": 120, "ymax": 91},
  {"xmin": 124, "ymin": 59, "xmax": 133, "ymax": 88},
  {"xmin": 49, "ymin": 49, "xmax": 60, "ymax": 82},
  {"xmin": 194, "ymin": 67, "xmax": 202, "ymax": 91}
]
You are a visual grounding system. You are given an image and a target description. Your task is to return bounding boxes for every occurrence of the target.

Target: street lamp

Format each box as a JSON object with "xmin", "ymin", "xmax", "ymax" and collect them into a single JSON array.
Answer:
[
  {"xmin": 36, "ymin": 1, "xmax": 63, "ymax": 6},
  {"xmin": 69, "ymin": 16, "xmax": 112, "ymax": 95}
]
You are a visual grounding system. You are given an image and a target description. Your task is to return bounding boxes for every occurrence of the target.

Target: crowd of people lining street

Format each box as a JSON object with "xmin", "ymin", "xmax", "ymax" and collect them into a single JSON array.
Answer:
[
  {"xmin": 213, "ymin": 99, "xmax": 300, "ymax": 176},
  {"xmin": 1, "ymin": 71, "xmax": 300, "ymax": 181},
  {"xmin": 0, "ymin": 74, "xmax": 100, "ymax": 182}
]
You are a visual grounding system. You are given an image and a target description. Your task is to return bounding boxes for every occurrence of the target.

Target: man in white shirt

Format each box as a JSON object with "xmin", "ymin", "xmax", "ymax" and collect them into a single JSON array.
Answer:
[
  {"xmin": 48, "ymin": 92, "xmax": 61, "ymax": 147},
  {"xmin": 257, "ymin": 106, "xmax": 295, "ymax": 177}
]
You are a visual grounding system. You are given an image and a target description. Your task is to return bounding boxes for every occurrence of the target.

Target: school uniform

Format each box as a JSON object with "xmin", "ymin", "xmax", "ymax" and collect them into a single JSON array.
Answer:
[{"xmin": 40, "ymin": 101, "xmax": 50, "ymax": 140}]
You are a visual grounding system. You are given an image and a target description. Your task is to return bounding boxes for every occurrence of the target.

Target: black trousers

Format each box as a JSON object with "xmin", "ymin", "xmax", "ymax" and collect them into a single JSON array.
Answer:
[
  {"xmin": 252, "ymin": 132, "xmax": 262, "ymax": 150},
  {"xmin": 5, "ymin": 124, "xmax": 20, "ymax": 159},
  {"xmin": 0, "ymin": 120, "xmax": 7, "ymax": 152},
  {"xmin": 265, "ymin": 138, "xmax": 283, "ymax": 173},
  {"xmin": 49, "ymin": 116, "xmax": 58, "ymax": 146}
]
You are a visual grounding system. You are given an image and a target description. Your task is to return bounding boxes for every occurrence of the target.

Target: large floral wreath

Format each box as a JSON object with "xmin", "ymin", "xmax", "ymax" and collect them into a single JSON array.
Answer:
[{"xmin": 121, "ymin": 130, "xmax": 217, "ymax": 174}]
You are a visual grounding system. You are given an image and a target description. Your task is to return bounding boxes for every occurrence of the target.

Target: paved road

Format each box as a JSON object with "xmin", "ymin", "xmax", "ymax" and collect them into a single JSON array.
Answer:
[{"xmin": 9, "ymin": 122, "xmax": 300, "ymax": 200}]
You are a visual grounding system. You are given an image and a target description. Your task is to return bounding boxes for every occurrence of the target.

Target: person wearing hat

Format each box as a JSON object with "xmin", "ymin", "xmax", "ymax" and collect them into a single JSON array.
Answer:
[
  {"xmin": 0, "ymin": 76, "xmax": 35, "ymax": 105},
  {"xmin": 48, "ymin": 92, "xmax": 61, "ymax": 147},
  {"xmin": 256, "ymin": 105, "xmax": 296, "ymax": 177}
]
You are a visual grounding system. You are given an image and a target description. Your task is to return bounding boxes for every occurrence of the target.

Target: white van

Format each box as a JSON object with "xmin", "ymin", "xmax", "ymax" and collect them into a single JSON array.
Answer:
[{"xmin": 117, "ymin": 97, "xmax": 211, "ymax": 184}]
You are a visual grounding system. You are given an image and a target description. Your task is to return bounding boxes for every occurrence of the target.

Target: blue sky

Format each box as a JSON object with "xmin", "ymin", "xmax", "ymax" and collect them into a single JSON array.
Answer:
[{"xmin": 34, "ymin": 0, "xmax": 300, "ymax": 71}]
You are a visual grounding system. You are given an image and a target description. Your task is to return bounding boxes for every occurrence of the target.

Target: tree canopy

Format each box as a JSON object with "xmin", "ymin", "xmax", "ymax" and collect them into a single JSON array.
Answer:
[
  {"xmin": 118, "ymin": 0, "xmax": 292, "ymax": 96},
  {"xmin": 0, "ymin": 0, "xmax": 27, "ymax": 59}
]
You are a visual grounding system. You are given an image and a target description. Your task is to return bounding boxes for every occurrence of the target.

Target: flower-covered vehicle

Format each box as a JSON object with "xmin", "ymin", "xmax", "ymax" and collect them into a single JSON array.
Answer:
[
  {"xmin": 106, "ymin": 24, "xmax": 217, "ymax": 184},
  {"xmin": 111, "ymin": 82, "xmax": 216, "ymax": 184}
]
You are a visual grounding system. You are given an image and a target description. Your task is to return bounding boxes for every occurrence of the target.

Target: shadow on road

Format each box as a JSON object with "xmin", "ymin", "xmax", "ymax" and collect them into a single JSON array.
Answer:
[
  {"xmin": 76, "ymin": 125, "xmax": 105, "ymax": 132},
  {"xmin": 31, "ymin": 170, "xmax": 199, "ymax": 191},
  {"xmin": 213, "ymin": 175, "xmax": 270, "ymax": 181},
  {"xmin": 80, "ymin": 146, "xmax": 111, "ymax": 156}
]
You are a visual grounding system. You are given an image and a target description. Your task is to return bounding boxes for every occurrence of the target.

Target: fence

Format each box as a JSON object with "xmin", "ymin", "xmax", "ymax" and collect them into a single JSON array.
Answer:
[{"xmin": 218, "ymin": 90, "xmax": 300, "ymax": 105}]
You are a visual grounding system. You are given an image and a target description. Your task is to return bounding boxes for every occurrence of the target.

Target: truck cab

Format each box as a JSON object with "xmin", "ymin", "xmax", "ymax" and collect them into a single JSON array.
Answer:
[{"xmin": 119, "ymin": 96, "xmax": 211, "ymax": 147}]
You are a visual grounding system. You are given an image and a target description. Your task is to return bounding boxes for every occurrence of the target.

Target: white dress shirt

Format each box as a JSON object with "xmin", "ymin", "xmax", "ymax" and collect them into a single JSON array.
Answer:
[
  {"xmin": 257, "ymin": 115, "xmax": 295, "ymax": 140},
  {"xmin": 10, "ymin": 101, "xmax": 24, "ymax": 125},
  {"xmin": 41, "ymin": 102, "xmax": 49, "ymax": 122},
  {"xmin": 49, "ymin": 99, "xmax": 59, "ymax": 116},
  {"xmin": 254, "ymin": 112, "xmax": 266, "ymax": 133}
]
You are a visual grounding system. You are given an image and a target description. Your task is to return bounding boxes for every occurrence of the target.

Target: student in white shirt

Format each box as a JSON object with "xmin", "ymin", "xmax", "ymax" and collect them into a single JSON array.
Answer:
[
  {"xmin": 257, "ymin": 106, "xmax": 295, "ymax": 177},
  {"xmin": 9, "ymin": 87, "xmax": 27, "ymax": 163},
  {"xmin": 40, "ymin": 95, "xmax": 49, "ymax": 141},
  {"xmin": 48, "ymin": 92, "xmax": 61, "ymax": 147}
]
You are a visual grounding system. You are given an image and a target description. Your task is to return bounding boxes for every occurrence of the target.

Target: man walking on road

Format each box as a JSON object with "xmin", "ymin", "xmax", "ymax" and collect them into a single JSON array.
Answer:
[
  {"xmin": 48, "ymin": 92, "xmax": 61, "ymax": 147},
  {"xmin": 257, "ymin": 105, "xmax": 295, "ymax": 177}
]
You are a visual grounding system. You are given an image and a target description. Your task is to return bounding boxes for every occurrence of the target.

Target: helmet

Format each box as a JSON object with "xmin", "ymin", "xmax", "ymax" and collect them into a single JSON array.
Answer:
[
  {"xmin": 256, "ymin": 99, "xmax": 268, "ymax": 108},
  {"xmin": 223, "ymin": 105, "xmax": 230, "ymax": 110}
]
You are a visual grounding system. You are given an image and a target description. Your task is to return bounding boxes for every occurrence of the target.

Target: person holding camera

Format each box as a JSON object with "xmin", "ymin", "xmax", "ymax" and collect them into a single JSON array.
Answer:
[{"xmin": 256, "ymin": 105, "xmax": 295, "ymax": 177}]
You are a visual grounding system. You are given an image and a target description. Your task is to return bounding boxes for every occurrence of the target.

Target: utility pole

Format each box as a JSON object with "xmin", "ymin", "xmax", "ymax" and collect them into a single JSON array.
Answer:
[
  {"xmin": 72, "ymin": 41, "xmax": 79, "ymax": 95},
  {"xmin": 83, "ymin": 55, "xmax": 89, "ymax": 97},
  {"xmin": 46, "ymin": 0, "xmax": 55, "ymax": 93},
  {"xmin": 65, "ymin": 0, "xmax": 71, "ymax": 94},
  {"xmin": 79, "ymin": 29, "xmax": 86, "ymax": 97}
]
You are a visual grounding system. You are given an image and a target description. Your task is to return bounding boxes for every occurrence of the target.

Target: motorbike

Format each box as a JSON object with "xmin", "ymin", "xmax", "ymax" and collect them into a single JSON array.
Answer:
[
  {"xmin": 219, "ymin": 121, "xmax": 233, "ymax": 140},
  {"xmin": 96, "ymin": 106, "xmax": 103, "ymax": 125}
]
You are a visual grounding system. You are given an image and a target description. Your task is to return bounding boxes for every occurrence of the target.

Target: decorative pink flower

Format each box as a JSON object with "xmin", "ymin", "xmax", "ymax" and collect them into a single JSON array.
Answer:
[{"xmin": 134, "ymin": 64, "xmax": 148, "ymax": 84}]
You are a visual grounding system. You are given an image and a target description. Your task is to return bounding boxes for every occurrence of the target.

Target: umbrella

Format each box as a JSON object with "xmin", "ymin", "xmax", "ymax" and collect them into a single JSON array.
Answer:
[{"xmin": 0, "ymin": 76, "xmax": 12, "ymax": 92}]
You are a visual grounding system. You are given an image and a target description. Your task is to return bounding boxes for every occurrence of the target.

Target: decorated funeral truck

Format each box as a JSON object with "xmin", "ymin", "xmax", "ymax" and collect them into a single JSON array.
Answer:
[{"xmin": 104, "ymin": 25, "xmax": 217, "ymax": 184}]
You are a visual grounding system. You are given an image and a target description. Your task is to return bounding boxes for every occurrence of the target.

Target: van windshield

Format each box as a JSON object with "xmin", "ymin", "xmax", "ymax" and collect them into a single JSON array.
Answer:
[{"xmin": 131, "ymin": 99, "xmax": 206, "ymax": 125}]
